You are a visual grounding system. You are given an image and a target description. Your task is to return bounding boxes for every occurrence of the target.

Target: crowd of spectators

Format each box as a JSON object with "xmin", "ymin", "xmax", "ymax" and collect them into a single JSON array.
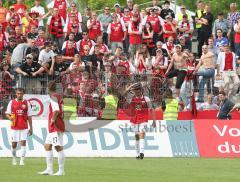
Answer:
[{"xmin": 0, "ymin": 0, "xmax": 240, "ymax": 118}]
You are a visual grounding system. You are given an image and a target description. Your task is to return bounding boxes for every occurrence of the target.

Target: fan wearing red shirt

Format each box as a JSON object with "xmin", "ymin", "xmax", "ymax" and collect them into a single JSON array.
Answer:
[
  {"xmin": 142, "ymin": 8, "xmax": 164, "ymax": 44},
  {"xmin": 128, "ymin": 14, "xmax": 142, "ymax": 59},
  {"xmin": 38, "ymin": 81, "xmax": 65, "ymax": 176},
  {"xmin": 87, "ymin": 11, "xmax": 103, "ymax": 41},
  {"xmin": 121, "ymin": 7, "xmax": 132, "ymax": 54},
  {"xmin": 123, "ymin": 83, "xmax": 156, "ymax": 160},
  {"xmin": 5, "ymin": 88, "xmax": 33, "ymax": 166},
  {"xmin": 77, "ymin": 31, "xmax": 95, "ymax": 56},
  {"xmin": 162, "ymin": 15, "xmax": 177, "ymax": 42},
  {"xmin": 107, "ymin": 13, "xmax": 126, "ymax": 53},
  {"xmin": 53, "ymin": 0, "xmax": 67, "ymax": 20},
  {"xmin": 13, "ymin": 0, "xmax": 27, "ymax": 18},
  {"xmin": 46, "ymin": 8, "xmax": 65, "ymax": 51}
]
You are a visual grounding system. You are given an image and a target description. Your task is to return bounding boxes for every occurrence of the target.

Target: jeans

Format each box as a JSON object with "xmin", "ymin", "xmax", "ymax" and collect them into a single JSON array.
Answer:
[
  {"xmin": 50, "ymin": 35, "xmax": 64, "ymax": 52},
  {"xmin": 222, "ymin": 71, "xmax": 240, "ymax": 98},
  {"xmin": 129, "ymin": 44, "xmax": 141, "ymax": 59},
  {"xmin": 197, "ymin": 68, "xmax": 215, "ymax": 101},
  {"xmin": 235, "ymin": 43, "xmax": 240, "ymax": 57},
  {"xmin": 180, "ymin": 80, "xmax": 193, "ymax": 107},
  {"xmin": 110, "ymin": 42, "xmax": 123, "ymax": 54}
]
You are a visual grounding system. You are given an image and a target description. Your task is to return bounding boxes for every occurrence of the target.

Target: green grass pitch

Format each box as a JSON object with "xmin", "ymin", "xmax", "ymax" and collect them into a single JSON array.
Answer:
[{"xmin": 0, "ymin": 158, "xmax": 240, "ymax": 182}]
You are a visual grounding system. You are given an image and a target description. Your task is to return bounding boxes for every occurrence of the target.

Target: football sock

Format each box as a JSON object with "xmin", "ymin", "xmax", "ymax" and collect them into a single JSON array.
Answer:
[
  {"xmin": 140, "ymin": 139, "xmax": 145, "ymax": 154},
  {"xmin": 20, "ymin": 146, "xmax": 26, "ymax": 158},
  {"xmin": 57, "ymin": 150, "xmax": 65, "ymax": 172},
  {"xmin": 11, "ymin": 147, "xmax": 16, "ymax": 158},
  {"xmin": 46, "ymin": 150, "xmax": 53, "ymax": 171},
  {"xmin": 135, "ymin": 140, "xmax": 140, "ymax": 156}
]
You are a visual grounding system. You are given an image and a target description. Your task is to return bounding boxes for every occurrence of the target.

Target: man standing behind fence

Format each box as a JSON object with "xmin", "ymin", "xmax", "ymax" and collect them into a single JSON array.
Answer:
[{"xmin": 5, "ymin": 88, "xmax": 33, "ymax": 166}]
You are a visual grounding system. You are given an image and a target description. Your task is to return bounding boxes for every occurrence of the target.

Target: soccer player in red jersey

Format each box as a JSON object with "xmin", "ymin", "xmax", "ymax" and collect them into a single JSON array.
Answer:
[
  {"xmin": 124, "ymin": 83, "xmax": 156, "ymax": 159},
  {"xmin": 38, "ymin": 81, "xmax": 65, "ymax": 176},
  {"xmin": 5, "ymin": 88, "xmax": 33, "ymax": 166}
]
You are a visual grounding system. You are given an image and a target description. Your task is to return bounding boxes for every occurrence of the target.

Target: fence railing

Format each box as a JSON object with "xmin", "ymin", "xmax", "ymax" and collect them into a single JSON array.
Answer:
[{"xmin": 0, "ymin": 70, "xmax": 234, "ymax": 119}]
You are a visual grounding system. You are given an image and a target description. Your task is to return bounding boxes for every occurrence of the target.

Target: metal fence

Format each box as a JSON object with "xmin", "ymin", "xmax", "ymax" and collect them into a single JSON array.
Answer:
[{"xmin": 0, "ymin": 70, "xmax": 228, "ymax": 119}]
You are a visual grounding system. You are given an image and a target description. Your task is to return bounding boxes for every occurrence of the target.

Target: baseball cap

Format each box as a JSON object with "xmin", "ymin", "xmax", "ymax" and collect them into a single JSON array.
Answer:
[
  {"xmin": 176, "ymin": 44, "xmax": 182, "ymax": 48},
  {"xmin": 114, "ymin": 3, "xmax": 120, "ymax": 7},
  {"xmin": 26, "ymin": 54, "xmax": 33, "ymax": 59}
]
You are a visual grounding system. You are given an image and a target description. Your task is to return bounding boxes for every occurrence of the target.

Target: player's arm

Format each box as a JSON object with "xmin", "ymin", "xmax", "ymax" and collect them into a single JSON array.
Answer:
[
  {"xmin": 27, "ymin": 101, "xmax": 34, "ymax": 136},
  {"xmin": 50, "ymin": 96, "xmax": 60, "ymax": 124},
  {"xmin": 5, "ymin": 100, "xmax": 13, "ymax": 121},
  {"xmin": 27, "ymin": 116, "xmax": 33, "ymax": 136}
]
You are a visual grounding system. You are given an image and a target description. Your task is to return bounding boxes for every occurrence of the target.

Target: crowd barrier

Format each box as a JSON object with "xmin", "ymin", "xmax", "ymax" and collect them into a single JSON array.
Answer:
[{"xmin": 1, "ymin": 119, "xmax": 240, "ymax": 157}]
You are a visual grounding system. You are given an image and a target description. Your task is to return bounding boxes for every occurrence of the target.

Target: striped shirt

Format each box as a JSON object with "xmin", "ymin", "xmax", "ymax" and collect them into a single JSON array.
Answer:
[{"xmin": 227, "ymin": 12, "xmax": 240, "ymax": 28}]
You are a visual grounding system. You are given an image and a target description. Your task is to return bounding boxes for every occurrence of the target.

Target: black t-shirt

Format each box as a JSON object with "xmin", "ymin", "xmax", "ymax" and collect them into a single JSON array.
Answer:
[
  {"xmin": 20, "ymin": 62, "xmax": 41, "ymax": 75},
  {"xmin": 81, "ymin": 54, "xmax": 98, "ymax": 72},
  {"xmin": 27, "ymin": 32, "xmax": 38, "ymax": 39},
  {"xmin": 4, "ymin": 45, "xmax": 15, "ymax": 54},
  {"xmin": 218, "ymin": 99, "xmax": 235, "ymax": 119},
  {"xmin": 91, "ymin": 54, "xmax": 104, "ymax": 71},
  {"xmin": 54, "ymin": 62, "xmax": 68, "ymax": 76},
  {"xmin": 160, "ymin": 8, "xmax": 175, "ymax": 19},
  {"xmin": 201, "ymin": 12, "xmax": 214, "ymax": 32}
]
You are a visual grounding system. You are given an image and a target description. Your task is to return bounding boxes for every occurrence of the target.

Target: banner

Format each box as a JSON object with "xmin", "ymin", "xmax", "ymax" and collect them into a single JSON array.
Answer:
[
  {"xmin": 0, "ymin": 120, "xmax": 181, "ymax": 157},
  {"xmin": 194, "ymin": 119, "xmax": 240, "ymax": 157},
  {"xmin": 23, "ymin": 95, "xmax": 50, "ymax": 119}
]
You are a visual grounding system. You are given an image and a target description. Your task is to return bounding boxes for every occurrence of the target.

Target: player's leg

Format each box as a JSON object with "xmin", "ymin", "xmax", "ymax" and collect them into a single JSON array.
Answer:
[
  {"xmin": 54, "ymin": 146, "xmax": 65, "ymax": 175},
  {"xmin": 19, "ymin": 129, "xmax": 28, "ymax": 165},
  {"xmin": 139, "ymin": 131, "xmax": 145, "ymax": 160},
  {"xmin": 11, "ymin": 142, "xmax": 17, "ymax": 165},
  {"xmin": 11, "ymin": 130, "xmax": 20, "ymax": 165},
  {"xmin": 19, "ymin": 140, "xmax": 26, "ymax": 165},
  {"xmin": 38, "ymin": 132, "xmax": 54, "ymax": 175},
  {"xmin": 38, "ymin": 144, "xmax": 53, "ymax": 175},
  {"xmin": 53, "ymin": 132, "xmax": 65, "ymax": 176},
  {"xmin": 135, "ymin": 134, "xmax": 140, "ymax": 159}
]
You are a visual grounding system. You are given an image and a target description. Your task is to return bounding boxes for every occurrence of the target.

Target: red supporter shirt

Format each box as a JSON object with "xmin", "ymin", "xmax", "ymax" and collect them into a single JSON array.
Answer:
[
  {"xmin": 54, "ymin": 0, "xmax": 67, "ymax": 20},
  {"xmin": 121, "ymin": 15, "xmax": 131, "ymax": 30},
  {"xmin": 224, "ymin": 52, "xmax": 233, "ymax": 70},
  {"xmin": 87, "ymin": 19, "xmax": 102, "ymax": 40},
  {"xmin": 107, "ymin": 21, "xmax": 126, "ymax": 42},
  {"xmin": 13, "ymin": 4, "xmax": 27, "ymax": 17},
  {"xmin": 5, "ymin": 99, "xmax": 33, "ymax": 130},
  {"xmin": 128, "ymin": 21, "xmax": 142, "ymax": 44},
  {"xmin": 144, "ymin": 15, "xmax": 162, "ymax": 33},
  {"xmin": 48, "ymin": 93, "xmax": 65, "ymax": 133},
  {"xmin": 163, "ymin": 22, "xmax": 176, "ymax": 40},
  {"xmin": 78, "ymin": 39, "xmax": 94, "ymax": 56}
]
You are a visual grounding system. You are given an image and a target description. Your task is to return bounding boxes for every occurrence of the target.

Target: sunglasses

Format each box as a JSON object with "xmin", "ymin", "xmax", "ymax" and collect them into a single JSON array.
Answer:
[
  {"xmin": 105, "ymin": 8, "xmax": 110, "ymax": 10},
  {"xmin": 84, "ymin": 49, "xmax": 90, "ymax": 51}
]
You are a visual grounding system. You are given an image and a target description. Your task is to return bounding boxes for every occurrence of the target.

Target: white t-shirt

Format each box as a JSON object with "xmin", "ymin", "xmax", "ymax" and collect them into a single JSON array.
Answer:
[{"xmin": 38, "ymin": 49, "xmax": 55, "ymax": 65}]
